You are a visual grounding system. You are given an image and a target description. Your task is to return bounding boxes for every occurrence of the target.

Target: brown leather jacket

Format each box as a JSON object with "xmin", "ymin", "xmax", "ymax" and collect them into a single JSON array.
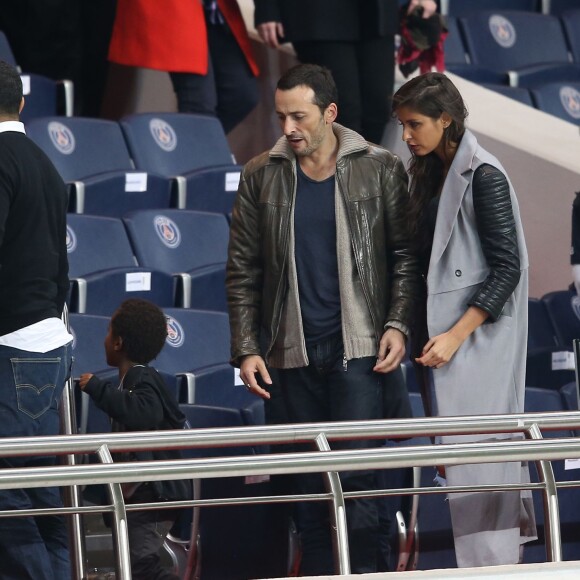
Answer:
[{"xmin": 226, "ymin": 125, "xmax": 421, "ymax": 367}]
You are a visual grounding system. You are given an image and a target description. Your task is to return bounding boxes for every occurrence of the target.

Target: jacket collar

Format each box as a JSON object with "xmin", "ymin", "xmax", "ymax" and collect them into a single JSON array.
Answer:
[
  {"xmin": 429, "ymin": 129, "xmax": 477, "ymax": 266},
  {"xmin": 269, "ymin": 123, "xmax": 368, "ymax": 162}
]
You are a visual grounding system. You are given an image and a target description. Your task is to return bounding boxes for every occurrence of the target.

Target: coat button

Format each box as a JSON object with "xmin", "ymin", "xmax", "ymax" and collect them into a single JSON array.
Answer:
[{"xmin": 455, "ymin": 269, "xmax": 462, "ymax": 277}]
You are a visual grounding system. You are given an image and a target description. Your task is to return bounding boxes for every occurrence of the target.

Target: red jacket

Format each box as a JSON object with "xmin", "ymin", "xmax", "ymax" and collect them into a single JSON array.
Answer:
[{"xmin": 109, "ymin": 0, "xmax": 258, "ymax": 76}]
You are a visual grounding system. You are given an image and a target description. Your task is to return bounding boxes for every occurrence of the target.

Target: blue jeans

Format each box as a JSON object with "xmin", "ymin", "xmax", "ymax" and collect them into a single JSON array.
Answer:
[
  {"xmin": 0, "ymin": 342, "xmax": 73, "ymax": 580},
  {"xmin": 276, "ymin": 333, "xmax": 382, "ymax": 575}
]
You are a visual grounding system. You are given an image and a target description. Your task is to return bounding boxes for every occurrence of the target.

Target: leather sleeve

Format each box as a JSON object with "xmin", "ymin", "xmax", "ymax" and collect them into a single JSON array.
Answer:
[{"xmin": 468, "ymin": 164, "xmax": 521, "ymax": 322}]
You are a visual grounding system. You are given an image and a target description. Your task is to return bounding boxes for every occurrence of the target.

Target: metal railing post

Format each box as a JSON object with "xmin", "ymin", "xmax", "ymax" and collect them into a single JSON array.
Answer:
[
  {"xmin": 528, "ymin": 423, "xmax": 562, "ymax": 562},
  {"xmin": 97, "ymin": 445, "xmax": 132, "ymax": 579},
  {"xmin": 314, "ymin": 433, "xmax": 350, "ymax": 575},
  {"xmin": 60, "ymin": 303, "xmax": 86, "ymax": 580}
]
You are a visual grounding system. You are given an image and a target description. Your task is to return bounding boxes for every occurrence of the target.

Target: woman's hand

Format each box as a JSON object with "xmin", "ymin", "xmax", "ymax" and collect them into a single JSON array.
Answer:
[
  {"xmin": 415, "ymin": 330, "xmax": 463, "ymax": 369},
  {"xmin": 78, "ymin": 373, "xmax": 94, "ymax": 390}
]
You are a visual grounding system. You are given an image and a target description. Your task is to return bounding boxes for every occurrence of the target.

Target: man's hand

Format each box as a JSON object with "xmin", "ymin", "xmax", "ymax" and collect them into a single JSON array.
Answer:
[
  {"xmin": 374, "ymin": 328, "xmax": 406, "ymax": 373},
  {"xmin": 78, "ymin": 373, "xmax": 94, "ymax": 390},
  {"xmin": 240, "ymin": 355, "xmax": 272, "ymax": 399},
  {"xmin": 257, "ymin": 22, "xmax": 285, "ymax": 49}
]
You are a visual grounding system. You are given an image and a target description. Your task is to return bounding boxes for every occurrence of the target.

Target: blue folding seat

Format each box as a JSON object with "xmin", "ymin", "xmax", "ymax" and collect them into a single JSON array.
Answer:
[
  {"xmin": 26, "ymin": 117, "xmax": 172, "ymax": 216},
  {"xmin": 523, "ymin": 386, "xmax": 580, "ymax": 563},
  {"xmin": 526, "ymin": 298, "xmax": 574, "ymax": 389},
  {"xmin": 119, "ymin": 113, "xmax": 235, "ymax": 209},
  {"xmin": 443, "ymin": 0, "xmax": 540, "ymax": 17},
  {"xmin": 530, "ymin": 81, "xmax": 580, "ymax": 123},
  {"xmin": 444, "ymin": 16, "xmax": 469, "ymax": 68},
  {"xmin": 123, "ymin": 209, "xmax": 229, "ymax": 311},
  {"xmin": 542, "ymin": 289, "xmax": 580, "ymax": 349},
  {"xmin": 459, "ymin": 11, "xmax": 578, "ymax": 87},
  {"xmin": 155, "ymin": 307, "xmax": 230, "ymax": 376},
  {"xmin": 560, "ymin": 10, "xmax": 580, "ymax": 63},
  {"xmin": 481, "ymin": 83, "xmax": 535, "ymax": 105},
  {"xmin": 547, "ymin": 0, "xmax": 580, "ymax": 16},
  {"xmin": 69, "ymin": 313, "xmax": 111, "ymax": 378},
  {"xmin": 171, "ymin": 403, "xmax": 293, "ymax": 580},
  {"xmin": 66, "ymin": 215, "xmax": 136, "ymax": 278},
  {"xmin": 66, "ymin": 214, "xmax": 175, "ymax": 315},
  {"xmin": 182, "ymin": 165, "xmax": 241, "ymax": 214}
]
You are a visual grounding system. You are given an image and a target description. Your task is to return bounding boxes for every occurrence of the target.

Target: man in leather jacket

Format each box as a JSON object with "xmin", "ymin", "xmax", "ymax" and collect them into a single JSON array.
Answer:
[{"xmin": 226, "ymin": 64, "xmax": 420, "ymax": 575}]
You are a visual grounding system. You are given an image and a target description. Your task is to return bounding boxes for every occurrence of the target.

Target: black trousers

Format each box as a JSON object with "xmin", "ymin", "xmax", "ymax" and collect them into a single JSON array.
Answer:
[
  {"xmin": 276, "ymin": 333, "xmax": 382, "ymax": 576},
  {"xmin": 170, "ymin": 20, "xmax": 258, "ymax": 134},
  {"xmin": 293, "ymin": 35, "xmax": 395, "ymax": 144}
]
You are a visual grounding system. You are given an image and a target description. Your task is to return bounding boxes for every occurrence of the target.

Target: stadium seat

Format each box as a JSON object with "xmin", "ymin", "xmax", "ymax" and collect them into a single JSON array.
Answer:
[
  {"xmin": 69, "ymin": 313, "xmax": 111, "ymax": 378},
  {"xmin": 560, "ymin": 10, "xmax": 580, "ymax": 63},
  {"xmin": 26, "ymin": 117, "xmax": 133, "ymax": 181},
  {"xmin": 481, "ymin": 83, "xmax": 535, "ymax": 104},
  {"xmin": 547, "ymin": 0, "xmax": 580, "ymax": 16},
  {"xmin": 20, "ymin": 74, "xmax": 58, "ymax": 123},
  {"xmin": 530, "ymin": 81, "xmax": 580, "ymax": 123},
  {"xmin": 155, "ymin": 308, "xmax": 230, "ymax": 376},
  {"xmin": 443, "ymin": 0, "xmax": 541, "ymax": 17},
  {"xmin": 123, "ymin": 209, "xmax": 229, "ymax": 311},
  {"xmin": 69, "ymin": 170, "xmax": 173, "ymax": 218},
  {"xmin": 542, "ymin": 289, "xmax": 580, "ymax": 349},
  {"xmin": 172, "ymin": 403, "xmax": 292, "ymax": 580},
  {"xmin": 0, "ymin": 31, "xmax": 17, "ymax": 67},
  {"xmin": 70, "ymin": 268, "xmax": 176, "ymax": 316},
  {"xmin": 66, "ymin": 215, "xmax": 137, "ymax": 278},
  {"xmin": 444, "ymin": 17, "xmax": 470, "ymax": 68},
  {"xmin": 119, "ymin": 113, "xmax": 235, "ymax": 209},
  {"xmin": 459, "ymin": 11, "xmax": 576, "ymax": 86},
  {"xmin": 26, "ymin": 117, "xmax": 172, "ymax": 215},
  {"xmin": 181, "ymin": 165, "xmax": 241, "ymax": 214}
]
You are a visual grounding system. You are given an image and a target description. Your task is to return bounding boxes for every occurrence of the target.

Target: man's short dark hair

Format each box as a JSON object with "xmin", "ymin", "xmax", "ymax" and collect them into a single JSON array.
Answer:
[
  {"xmin": 0, "ymin": 60, "xmax": 22, "ymax": 117},
  {"xmin": 111, "ymin": 299, "xmax": 168, "ymax": 364},
  {"xmin": 277, "ymin": 63, "xmax": 338, "ymax": 113}
]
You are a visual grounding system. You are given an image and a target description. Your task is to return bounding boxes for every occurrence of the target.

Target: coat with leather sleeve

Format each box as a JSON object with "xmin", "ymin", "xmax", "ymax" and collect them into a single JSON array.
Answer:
[
  {"xmin": 226, "ymin": 124, "xmax": 421, "ymax": 367},
  {"xmin": 254, "ymin": 0, "xmax": 398, "ymax": 42}
]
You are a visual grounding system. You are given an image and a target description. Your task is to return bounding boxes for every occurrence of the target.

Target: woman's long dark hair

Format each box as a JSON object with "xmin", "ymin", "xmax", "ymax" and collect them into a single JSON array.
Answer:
[{"xmin": 392, "ymin": 73, "xmax": 468, "ymax": 244}]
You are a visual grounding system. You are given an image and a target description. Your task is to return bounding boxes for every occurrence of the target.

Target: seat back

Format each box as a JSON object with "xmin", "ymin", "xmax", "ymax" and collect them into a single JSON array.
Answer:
[
  {"xmin": 444, "ymin": 0, "xmax": 540, "ymax": 17},
  {"xmin": 460, "ymin": 11, "xmax": 570, "ymax": 72},
  {"xmin": 120, "ymin": 113, "xmax": 233, "ymax": 177},
  {"xmin": 481, "ymin": 83, "xmax": 535, "ymax": 105},
  {"xmin": 66, "ymin": 214, "xmax": 136, "ymax": 278},
  {"xmin": 71, "ymin": 171, "xmax": 173, "ymax": 218},
  {"xmin": 71, "ymin": 268, "xmax": 176, "ymax": 316},
  {"xmin": 548, "ymin": 0, "xmax": 580, "ymax": 15},
  {"xmin": 530, "ymin": 81, "xmax": 580, "ymax": 123},
  {"xmin": 20, "ymin": 74, "xmax": 57, "ymax": 123},
  {"xmin": 123, "ymin": 209, "xmax": 229, "ymax": 273},
  {"xmin": 542, "ymin": 289, "xmax": 580, "ymax": 348},
  {"xmin": 183, "ymin": 165, "xmax": 241, "ymax": 214},
  {"xmin": 69, "ymin": 313, "xmax": 110, "ymax": 378},
  {"xmin": 26, "ymin": 117, "xmax": 133, "ymax": 181},
  {"xmin": 444, "ymin": 16, "xmax": 470, "ymax": 67},
  {"xmin": 560, "ymin": 10, "xmax": 580, "ymax": 63},
  {"xmin": 155, "ymin": 308, "xmax": 230, "ymax": 373}
]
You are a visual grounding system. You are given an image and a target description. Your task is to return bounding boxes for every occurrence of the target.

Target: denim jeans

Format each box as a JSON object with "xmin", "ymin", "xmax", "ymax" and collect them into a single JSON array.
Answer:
[
  {"xmin": 277, "ymin": 333, "xmax": 382, "ymax": 575},
  {"xmin": 0, "ymin": 342, "xmax": 72, "ymax": 580}
]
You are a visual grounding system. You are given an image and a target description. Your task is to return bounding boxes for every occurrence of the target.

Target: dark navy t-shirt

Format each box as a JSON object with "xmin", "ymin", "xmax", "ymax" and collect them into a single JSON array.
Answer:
[{"xmin": 294, "ymin": 163, "xmax": 341, "ymax": 345}]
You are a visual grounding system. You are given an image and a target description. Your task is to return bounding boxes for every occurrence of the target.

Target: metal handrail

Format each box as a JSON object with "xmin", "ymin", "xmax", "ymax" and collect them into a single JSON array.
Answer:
[{"xmin": 4, "ymin": 412, "xmax": 580, "ymax": 577}]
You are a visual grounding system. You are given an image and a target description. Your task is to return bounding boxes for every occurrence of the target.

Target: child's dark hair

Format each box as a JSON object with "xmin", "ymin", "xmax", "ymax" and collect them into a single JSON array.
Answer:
[{"xmin": 111, "ymin": 299, "xmax": 168, "ymax": 364}]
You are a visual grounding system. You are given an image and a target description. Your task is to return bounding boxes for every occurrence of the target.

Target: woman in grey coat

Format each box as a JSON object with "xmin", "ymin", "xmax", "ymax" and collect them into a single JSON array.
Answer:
[{"xmin": 392, "ymin": 73, "xmax": 537, "ymax": 567}]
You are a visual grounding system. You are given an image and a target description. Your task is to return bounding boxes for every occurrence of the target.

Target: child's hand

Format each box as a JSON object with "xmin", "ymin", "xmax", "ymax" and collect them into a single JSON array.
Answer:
[{"xmin": 78, "ymin": 373, "xmax": 94, "ymax": 390}]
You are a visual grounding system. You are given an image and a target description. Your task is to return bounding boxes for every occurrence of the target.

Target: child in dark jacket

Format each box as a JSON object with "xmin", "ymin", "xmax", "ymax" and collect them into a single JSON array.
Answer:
[{"xmin": 79, "ymin": 298, "xmax": 189, "ymax": 580}]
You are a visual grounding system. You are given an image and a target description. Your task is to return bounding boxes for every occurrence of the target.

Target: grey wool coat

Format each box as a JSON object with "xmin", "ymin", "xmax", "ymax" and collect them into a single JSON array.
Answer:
[{"xmin": 425, "ymin": 130, "xmax": 537, "ymax": 566}]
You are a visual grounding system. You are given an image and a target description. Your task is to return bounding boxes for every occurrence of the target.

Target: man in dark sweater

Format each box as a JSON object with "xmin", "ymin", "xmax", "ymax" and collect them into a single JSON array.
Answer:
[
  {"xmin": 79, "ymin": 299, "xmax": 190, "ymax": 580},
  {"xmin": 0, "ymin": 60, "xmax": 73, "ymax": 578}
]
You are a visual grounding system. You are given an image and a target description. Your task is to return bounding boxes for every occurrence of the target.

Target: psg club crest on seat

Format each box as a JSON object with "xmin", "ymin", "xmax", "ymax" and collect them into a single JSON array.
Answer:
[
  {"xmin": 153, "ymin": 215, "xmax": 181, "ymax": 248},
  {"xmin": 560, "ymin": 86, "xmax": 580, "ymax": 120},
  {"xmin": 48, "ymin": 122, "xmax": 76, "ymax": 155},
  {"xmin": 165, "ymin": 316, "xmax": 185, "ymax": 348},
  {"xmin": 489, "ymin": 15, "xmax": 517, "ymax": 49},
  {"xmin": 66, "ymin": 225, "xmax": 77, "ymax": 253},
  {"xmin": 149, "ymin": 118, "xmax": 177, "ymax": 152}
]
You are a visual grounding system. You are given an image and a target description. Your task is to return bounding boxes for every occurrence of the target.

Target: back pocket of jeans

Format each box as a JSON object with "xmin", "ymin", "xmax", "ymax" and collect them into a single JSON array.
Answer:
[{"xmin": 11, "ymin": 357, "xmax": 61, "ymax": 419}]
